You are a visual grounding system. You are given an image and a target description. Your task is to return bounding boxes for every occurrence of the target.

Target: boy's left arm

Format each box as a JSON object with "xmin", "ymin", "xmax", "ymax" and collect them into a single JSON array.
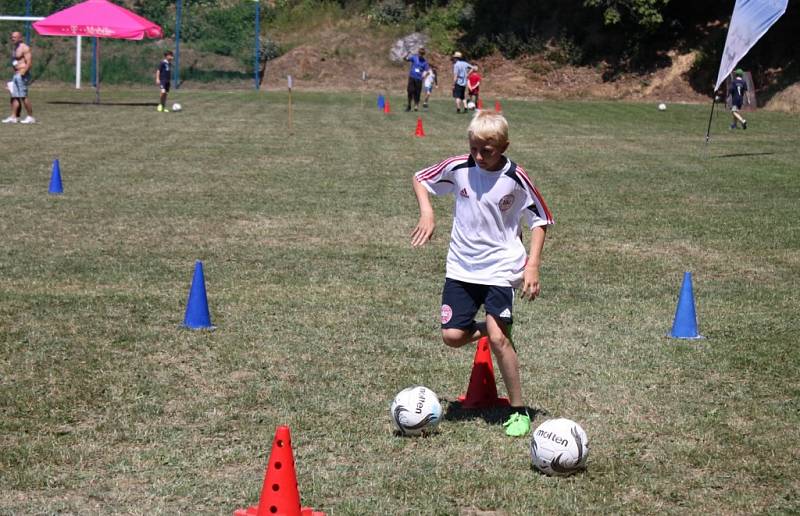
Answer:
[{"xmin": 521, "ymin": 226, "xmax": 547, "ymax": 300}]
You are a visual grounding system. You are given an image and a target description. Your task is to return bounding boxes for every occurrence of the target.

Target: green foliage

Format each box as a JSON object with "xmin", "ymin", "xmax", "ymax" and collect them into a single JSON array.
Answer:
[
  {"xmin": 583, "ymin": 0, "xmax": 669, "ymax": 29},
  {"xmin": 369, "ymin": 0, "xmax": 409, "ymax": 25},
  {"xmin": 419, "ymin": 1, "xmax": 472, "ymax": 55}
]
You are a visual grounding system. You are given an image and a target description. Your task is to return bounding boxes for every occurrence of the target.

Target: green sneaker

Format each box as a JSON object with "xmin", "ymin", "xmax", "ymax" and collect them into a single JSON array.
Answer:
[
  {"xmin": 157, "ymin": 104, "xmax": 163, "ymax": 112},
  {"xmin": 503, "ymin": 412, "xmax": 531, "ymax": 437}
]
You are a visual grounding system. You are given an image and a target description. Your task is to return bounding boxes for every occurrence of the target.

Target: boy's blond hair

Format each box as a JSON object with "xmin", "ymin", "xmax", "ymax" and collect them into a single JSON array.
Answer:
[{"xmin": 468, "ymin": 110, "xmax": 509, "ymax": 146}]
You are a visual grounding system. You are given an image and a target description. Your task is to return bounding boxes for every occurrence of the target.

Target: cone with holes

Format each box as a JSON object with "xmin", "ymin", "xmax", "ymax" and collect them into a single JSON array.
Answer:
[
  {"xmin": 414, "ymin": 117, "xmax": 425, "ymax": 137},
  {"xmin": 477, "ymin": 98, "xmax": 483, "ymax": 110},
  {"xmin": 234, "ymin": 426, "xmax": 325, "ymax": 516},
  {"xmin": 383, "ymin": 97, "xmax": 391, "ymax": 114},
  {"xmin": 494, "ymin": 100, "xmax": 502, "ymax": 112},
  {"xmin": 457, "ymin": 337, "xmax": 510, "ymax": 409}
]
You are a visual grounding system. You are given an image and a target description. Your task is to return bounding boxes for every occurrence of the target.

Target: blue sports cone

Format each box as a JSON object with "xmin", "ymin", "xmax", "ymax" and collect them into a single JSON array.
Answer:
[
  {"xmin": 669, "ymin": 271, "xmax": 703, "ymax": 339},
  {"xmin": 377, "ymin": 94, "xmax": 385, "ymax": 110},
  {"xmin": 183, "ymin": 260, "xmax": 214, "ymax": 329},
  {"xmin": 48, "ymin": 159, "xmax": 63, "ymax": 195}
]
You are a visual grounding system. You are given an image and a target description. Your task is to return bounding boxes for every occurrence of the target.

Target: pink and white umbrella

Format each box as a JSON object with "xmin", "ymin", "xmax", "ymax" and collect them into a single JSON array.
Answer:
[{"xmin": 33, "ymin": 0, "xmax": 163, "ymax": 101}]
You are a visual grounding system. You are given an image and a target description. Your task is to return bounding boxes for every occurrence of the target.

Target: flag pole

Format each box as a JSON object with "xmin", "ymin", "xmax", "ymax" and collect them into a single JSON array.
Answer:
[{"xmin": 704, "ymin": 91, "xmax": 717, "ymax": 145}]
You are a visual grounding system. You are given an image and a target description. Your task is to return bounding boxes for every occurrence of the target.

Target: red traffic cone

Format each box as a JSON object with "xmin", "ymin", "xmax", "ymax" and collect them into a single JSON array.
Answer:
[
  {"xmin": 235, "ymin": 426, "xmax": 325, "ymax": 516},
  {"xmin": 477, "ymin": 98, "xmax": 483, "ymax": 110},
  {"xmin": 414, "ymin": 117, "xmax": 425, "ymax": 137},
  {"xmin": 494, "ymin": 100, "xmax": 502, "ymax": 113},
  {"xmin": 457, "ymin": 337, "xmax": 510, "ymax": 409},
  {"xmin": 383, "ymin": 98, "xmax": 391, "ymax": 114}
]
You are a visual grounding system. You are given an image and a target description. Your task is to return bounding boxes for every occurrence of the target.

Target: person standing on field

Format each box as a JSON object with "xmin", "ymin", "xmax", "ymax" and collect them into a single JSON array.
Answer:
[
  {"xmin": 404, "ymin": 47, "xmax": 429, "ymax": 112},
  {"xmin": 3, "ymin": 31, "xmax": 35, "ymax": 124},
  {"xmin": 156, "ymin": 50, "xmax": 173, "ymax": 113},
  {"xmin": 411, "ymin": 110, "xmax": 553, "ymax": 437},
  {"xmin": 452, "ymin": 51, "xmax": 475, "ymax": 114}
]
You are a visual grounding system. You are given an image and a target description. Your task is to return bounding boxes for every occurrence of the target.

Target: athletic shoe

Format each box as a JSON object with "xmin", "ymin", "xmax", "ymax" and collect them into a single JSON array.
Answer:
[
  {"xmin": 20, "ymin": 116, "xmax": 35, "ymax": 124},
  {"xmin": 742, "ymin": 120, "xmax": 747, "ymax": 130},
  {"xmin": 404, "ymin": 106, "xmax": 411, "ymax": 112},
  {"xmin": 157, "ymin": 104, "xmax": 163, "ymax": 112},
  {"xmin": 423, "ymin": 102, "xmax": 428, "ymax": 108},
  {"xmin": 503, "ymin": 412, "xmax": 531, "ymax": 437},
  {"xmin": 162, "ymin": 108, "xmax": 170, "ymax": 113},
  {"xmin": 1, "ymin": 116, "xmax": 18, "ymax": 124},
  {"xmin": 730, "ymin": 123, "xmax": 736, "ymax": 130}
]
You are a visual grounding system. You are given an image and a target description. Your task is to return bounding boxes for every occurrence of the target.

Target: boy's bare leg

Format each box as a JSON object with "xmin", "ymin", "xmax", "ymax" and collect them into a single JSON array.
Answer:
[
  {"xmin": 442, "ymin": 321, "xmax": 486, "ymax": 348},
  {"xmin": 485, "ymin": 315, "xmax": 523, "ymax": 407}
]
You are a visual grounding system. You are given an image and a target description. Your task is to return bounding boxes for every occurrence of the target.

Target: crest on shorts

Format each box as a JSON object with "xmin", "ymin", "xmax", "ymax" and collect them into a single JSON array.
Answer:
[{"xmin": 440, "ymin": 304, "xmax": 453, "ymax": 324}]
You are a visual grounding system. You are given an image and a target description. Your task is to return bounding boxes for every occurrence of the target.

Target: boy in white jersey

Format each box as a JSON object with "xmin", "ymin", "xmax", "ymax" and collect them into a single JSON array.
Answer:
[{"xmin": 411, "ymin": 111, "xmax": 553, "ymax": 437}]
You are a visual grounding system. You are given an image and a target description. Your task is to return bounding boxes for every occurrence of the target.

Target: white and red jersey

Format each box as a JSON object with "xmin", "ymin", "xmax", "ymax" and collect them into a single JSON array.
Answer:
[{"xmin": 415, "ymin": 154, "xmax": 553, "ymax": 287}]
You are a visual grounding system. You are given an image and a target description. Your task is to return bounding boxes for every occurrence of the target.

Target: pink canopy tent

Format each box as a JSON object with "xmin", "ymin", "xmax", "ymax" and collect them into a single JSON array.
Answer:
[{"xmin": 33, "ymin": 0, "xmax": 163, "ymax": 102}]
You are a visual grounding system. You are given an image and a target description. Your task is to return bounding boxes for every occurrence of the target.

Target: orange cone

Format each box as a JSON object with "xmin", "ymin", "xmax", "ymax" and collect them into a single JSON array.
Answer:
[
  {"xmin": 383, "ymin": 98, "xmax": 391, "ymax": 114},
  {"xmin": 477, "ymin": 98, "xmax": 483, "ymax": 110},
  {"xmin": 414, "ymin": 117, "xmax": 425, "ymax": 137},
  {"xmin": 494, "ymin": 100, "xmax": 502, "ymax": 113},
  {"xmin": 235, "ymin": 426, "xmax": 325, "ymax": 516},
  {"xmin": 457, "ymin": 337, "xmax": 510, "ymax": 409}
]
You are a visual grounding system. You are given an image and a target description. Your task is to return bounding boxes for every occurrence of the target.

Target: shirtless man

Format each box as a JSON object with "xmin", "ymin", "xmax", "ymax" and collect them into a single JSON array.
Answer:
[{"xmin": 3, "ymin": 32, "xmax": 35, "ymax": 124}]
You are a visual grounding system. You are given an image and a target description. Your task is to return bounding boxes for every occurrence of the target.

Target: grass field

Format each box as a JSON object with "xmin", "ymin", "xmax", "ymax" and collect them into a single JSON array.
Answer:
[{"xmin": 1, "ymin": 87, "xmax": 799, "ymax": 515}]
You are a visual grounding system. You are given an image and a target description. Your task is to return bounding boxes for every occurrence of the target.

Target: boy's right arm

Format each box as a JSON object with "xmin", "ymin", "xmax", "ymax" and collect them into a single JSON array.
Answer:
[{"xmin": 411, "ymin": 177, "xmax": 435, "ymax": 247}]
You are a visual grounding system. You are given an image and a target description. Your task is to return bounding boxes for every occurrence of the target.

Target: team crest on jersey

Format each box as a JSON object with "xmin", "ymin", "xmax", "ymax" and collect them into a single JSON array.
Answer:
[
  {"xmin": 441, "ymin": 304, "xmax": 453, "ymax": 324},
  {"xmin": 460, "ymin": 188, "xmax": 469, "ymax": 198},
  {"xmin": 499, "ymin": 194, "xmax": 515, "ymax": 212}
]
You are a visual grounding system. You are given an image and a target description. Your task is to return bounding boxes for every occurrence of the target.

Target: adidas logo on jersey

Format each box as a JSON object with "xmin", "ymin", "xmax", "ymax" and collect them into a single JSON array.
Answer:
[
  {"xmin": 499, "ymin": 308, "xmax": 512, "ymax": 318},
  {"xmin": 460, "ymin": 188, "xmax": 469, "ymax": 198}
]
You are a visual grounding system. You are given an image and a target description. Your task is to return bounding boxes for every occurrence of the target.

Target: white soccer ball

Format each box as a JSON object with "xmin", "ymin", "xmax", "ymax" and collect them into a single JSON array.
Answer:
[
  {"xmin": 658, "ymin": 103, "xmax": 667, "ymax": 111},
  {"xmin": 390, "ymin": 385, "xmax": 442, "ymax": 436},
  {"xmin": 172, "ymin": 103, "xmax": 182, "ymax": 112},
  {"xmin": 467, "ymin": 101, "xmax": 476, "ymax": 110},
  {"xmin": 530, "ymin": 418, "xmax": 589, "ymax": 476}
]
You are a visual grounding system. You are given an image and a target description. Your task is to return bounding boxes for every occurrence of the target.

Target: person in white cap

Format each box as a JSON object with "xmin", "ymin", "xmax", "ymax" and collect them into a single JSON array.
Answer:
[{"xmin": 451, "ymin": 51, "xmax": 475, "ymax": 114}]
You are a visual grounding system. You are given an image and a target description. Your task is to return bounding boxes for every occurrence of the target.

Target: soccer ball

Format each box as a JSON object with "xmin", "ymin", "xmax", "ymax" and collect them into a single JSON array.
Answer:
[
  {"xmin": 530, "ymin": 418, "xmax": 589, "ymax": 476},
  {"xmin": 658, "ymin": 103, "xmax": 667, "ymax": 111},
  {"xmin": 172, "ymin": 103, "xmax": 182, "ymax": 112},
  {"xmin": 467, "ymin": 101, "xmax": 476, "ymax": 110},
  {"xmin": 390, "ymin": 385, "xmax": 441, "ymax": 436}
]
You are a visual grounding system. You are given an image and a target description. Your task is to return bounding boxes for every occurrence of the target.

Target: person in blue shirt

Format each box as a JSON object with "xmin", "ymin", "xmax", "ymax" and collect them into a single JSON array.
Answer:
[
  {"xmin": 404, "ymin": 47, "xmax": 429, "ymax": 112},
  {"xmin": 728, "ymin": 68, "xmax": 751, "ymax": 130},
  {"xmin": 452, "ymin": 51, "xmax": 475, "ymax": 114}
]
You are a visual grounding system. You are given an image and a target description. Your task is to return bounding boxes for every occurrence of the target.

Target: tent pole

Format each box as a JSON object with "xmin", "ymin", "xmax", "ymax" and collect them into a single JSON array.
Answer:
[{"xmin": 95, "ymin": 38, "xmax": 100, "ymax": 104}]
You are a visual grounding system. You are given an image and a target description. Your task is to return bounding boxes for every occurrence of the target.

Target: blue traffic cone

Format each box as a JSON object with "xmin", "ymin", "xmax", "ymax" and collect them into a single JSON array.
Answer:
[
  {"xmin": 183, "ymin": 260, "xmax": 214, "ymax": 329},
  {"xmin": 377, "ymin": 94, "xmax": 385, "ymax": 110},
  {"xmin": 668, "ymin": 271, "xmax": 703, "ymax": 339},
  {"xmin": 48, "ymin": 159, "xmax": 63, "ymax": 195}
]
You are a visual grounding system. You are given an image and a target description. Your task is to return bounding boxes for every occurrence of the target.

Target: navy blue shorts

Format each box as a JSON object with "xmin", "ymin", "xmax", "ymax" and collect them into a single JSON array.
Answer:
[
  {"xmin": 440, "ymin": 278, "xmax": 514, "ymax": 330},
  {"xmin": 160, "ymin": 82, "xmax": 171, "ymax": 93}
]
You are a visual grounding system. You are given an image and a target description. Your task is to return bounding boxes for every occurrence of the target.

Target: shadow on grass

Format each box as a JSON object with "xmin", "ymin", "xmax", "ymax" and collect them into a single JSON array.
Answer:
[
  {"xmin": 46, "ymin": 101, "xmax": 157, "ymax": 107},
  {"xmin": 712, "ymin": 152, "xmax": 777, "ymax": 159},
  {"xmin": 442, "ymin": 399, "xmax": 546, "ymax": 426}
]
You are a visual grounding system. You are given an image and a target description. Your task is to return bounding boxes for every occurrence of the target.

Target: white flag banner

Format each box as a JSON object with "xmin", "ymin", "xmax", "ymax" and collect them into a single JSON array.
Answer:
[{"xmin": 715, "ymin": 0, "xmax": 788, "ymax": 91}]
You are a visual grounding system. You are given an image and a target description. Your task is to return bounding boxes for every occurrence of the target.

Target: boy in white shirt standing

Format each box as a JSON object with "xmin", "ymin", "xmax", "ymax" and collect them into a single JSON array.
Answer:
[{"xmin": 411, "ymin": 110, "xmax": 553, "ymax": 437}]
